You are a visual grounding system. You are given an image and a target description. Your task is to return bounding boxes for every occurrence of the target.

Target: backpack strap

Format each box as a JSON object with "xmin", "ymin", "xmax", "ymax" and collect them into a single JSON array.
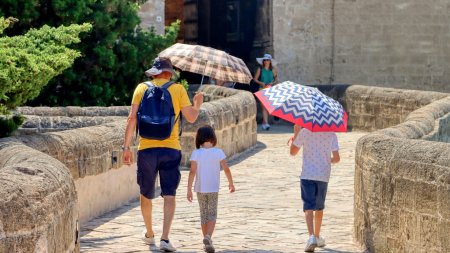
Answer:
[
  {"xmin": 143, "ymin": 81, "xmax": 155, "ymax": 87},
  {"xmin": 162, "ymin": 81, "xmax": 174, "ymax": 89},
  {"xmin": 161, "ymin": 81, "xmax": 182, "ymax": 136}
]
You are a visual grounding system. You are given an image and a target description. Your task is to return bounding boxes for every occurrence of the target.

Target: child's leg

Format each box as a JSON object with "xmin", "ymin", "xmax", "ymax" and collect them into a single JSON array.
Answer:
[
  {"xmin": 314, "ymin": 181, "xmax": 328, "ymax": 237},
  {"xmin": 301, "ymin": 179, "xmax": 316, "ymax": 235},
  {"xmin": 205, "ymin": 192, "xmax": 218, "ymax": 237},
  {"xmin": 304, "ymin": 210, "xmax": 314, "ymax": 235},
  {"xmin": 314, "ymin": 210, "xmax": 323, "ymax": 237},
  {"xmin": 197, "ymin": 193, "xmax": 209, "ymax": 236}
]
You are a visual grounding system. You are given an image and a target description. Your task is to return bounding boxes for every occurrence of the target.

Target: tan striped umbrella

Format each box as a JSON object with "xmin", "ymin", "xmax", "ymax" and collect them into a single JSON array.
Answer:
[{"xmin": 158, "ymin": 43, "xmax": 252, "ymax": 84}]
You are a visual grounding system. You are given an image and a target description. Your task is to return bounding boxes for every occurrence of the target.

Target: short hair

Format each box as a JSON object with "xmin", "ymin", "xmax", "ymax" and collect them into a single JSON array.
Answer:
[{"xmin": 195, "ymin": 125, "xmax": 217, "ymax": 149}]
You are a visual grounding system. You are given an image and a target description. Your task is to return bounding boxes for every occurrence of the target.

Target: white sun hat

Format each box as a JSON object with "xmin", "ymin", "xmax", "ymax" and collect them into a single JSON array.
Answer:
[{"xmin": 256, "ymin": 53, "xmax": 277, "ymax": 66}]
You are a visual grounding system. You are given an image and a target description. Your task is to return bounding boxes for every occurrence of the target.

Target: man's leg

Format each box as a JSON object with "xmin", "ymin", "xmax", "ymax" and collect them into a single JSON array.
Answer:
[
  {"xmin": 158, "ymin": 148, "xmax": 182, "ymax": 241},
  {"xmin": 314, "ymin": 210, "xmax": 323, "ymax": 237},
  {"xmin": 140, "ymin": 195, "xmax": 154, "ymax": 237},
  {"xmin": 161, "ymin": 195, "xmax": 176, "ymax": 240},
  {"xmin": 304, "ymin": 210, "xmax": 314, "ymax": 235}
]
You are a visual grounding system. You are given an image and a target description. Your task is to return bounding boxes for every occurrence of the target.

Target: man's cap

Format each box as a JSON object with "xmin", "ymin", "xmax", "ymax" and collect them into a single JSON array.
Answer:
[{"xmin": 145, "ymin": 57, "xmax": 177, "ymax": 77}]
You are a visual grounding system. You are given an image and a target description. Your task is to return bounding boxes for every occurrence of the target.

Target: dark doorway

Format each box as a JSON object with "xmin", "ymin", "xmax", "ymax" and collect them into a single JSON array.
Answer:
[{"xmin": 181, "ymin": 0, "xmax": 258, "ymax": 86}]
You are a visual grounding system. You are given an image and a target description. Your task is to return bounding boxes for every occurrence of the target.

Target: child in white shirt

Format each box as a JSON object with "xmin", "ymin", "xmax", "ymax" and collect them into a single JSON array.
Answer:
[{"xmin": 187, "ymin": 125, "xmax": 235, "ymax": 253}]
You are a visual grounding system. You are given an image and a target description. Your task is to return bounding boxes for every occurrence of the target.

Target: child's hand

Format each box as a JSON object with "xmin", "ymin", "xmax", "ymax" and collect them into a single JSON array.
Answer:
[
  {"xmin": 229, "ymin": 183, "xmax": 235, "ymax": 193},
  {"xmin": 287, "ymin": 136, "xmax": 294, "ymax": 146},
  {"xmin": 187, "ymin": 190, "xmax": 193, "ymax": 202}
]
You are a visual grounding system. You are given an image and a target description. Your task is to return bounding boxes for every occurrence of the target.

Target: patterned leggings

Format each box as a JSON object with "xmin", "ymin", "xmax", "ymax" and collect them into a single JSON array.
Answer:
[{"xmin": 196, "ymin": 192, "xmax": 219, "ymax": 224}]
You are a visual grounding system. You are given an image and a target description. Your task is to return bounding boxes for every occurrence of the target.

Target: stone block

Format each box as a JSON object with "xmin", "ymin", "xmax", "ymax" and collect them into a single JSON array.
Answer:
[
  {"xmin": 393, "ymin": 178, "xmax": 416, "ymax": 210},
  {"xmin": 437, "ymin": 185, "xmax": 450, "ymax": 220},
  {"xmin": 419, "ymin": 215, "xmax": 440, "ymax": 249},
  {"xmin": 438, "ymin": 220, "xmax": 450, "ymax": 250},
  {"xmin": 415, "ymin": 182, "xmax": 437, "ymax": 215},
  {"xmin": 387, "ymin": 208, "xmax": 400, "ymax": 239},
  {"xmin": 399, "ymin": 211, "xmax": 419, "ymax": 244}
]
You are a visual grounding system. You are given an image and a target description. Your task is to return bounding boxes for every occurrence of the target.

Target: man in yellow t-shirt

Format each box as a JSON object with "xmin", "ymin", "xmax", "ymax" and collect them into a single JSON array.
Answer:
[{"xmin": 122, "ymin": 57, "xmax": 203, "ymax": 252}]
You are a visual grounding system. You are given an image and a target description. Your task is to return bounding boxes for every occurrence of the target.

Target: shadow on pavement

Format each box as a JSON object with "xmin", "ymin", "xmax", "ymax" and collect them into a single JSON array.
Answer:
[
  {"xmin": 227, "ymin": 140, "xmax": 267, "ymax": 166},
  {"xmin": 80, "ymin": 200, "xmax": 139, "ymax": 237}
]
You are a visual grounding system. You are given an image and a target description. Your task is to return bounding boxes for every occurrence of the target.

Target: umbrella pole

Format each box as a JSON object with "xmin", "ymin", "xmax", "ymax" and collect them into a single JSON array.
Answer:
[{"xmin": 200, "ymin": 75, "xmax": 204, "ymax": 86}]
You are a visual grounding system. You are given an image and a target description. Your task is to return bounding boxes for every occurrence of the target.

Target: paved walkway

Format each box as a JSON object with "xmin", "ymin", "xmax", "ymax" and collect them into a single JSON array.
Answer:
[{"xmin": 81, "ymin": 125, "xmax": 366, "ymax": 253}]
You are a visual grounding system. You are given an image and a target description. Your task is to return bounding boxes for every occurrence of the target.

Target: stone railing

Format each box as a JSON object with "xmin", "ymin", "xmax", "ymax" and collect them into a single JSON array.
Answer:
[
  {"xmin": 317, "ymin": 85, "xmax": 450, "ymax": 252},
  {"xmin": 0, "ymin": 86, "xmax": 256, "ymax": 252},
  {"xmin": 0, "ymin": 139, "xmax": 79, "ymax": 253}
]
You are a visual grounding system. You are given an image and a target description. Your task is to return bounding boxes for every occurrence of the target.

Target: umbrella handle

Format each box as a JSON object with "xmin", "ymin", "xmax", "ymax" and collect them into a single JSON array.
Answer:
[{"xmin": 200, "ymin": 75, "xmax": 204, "ymax": 86}]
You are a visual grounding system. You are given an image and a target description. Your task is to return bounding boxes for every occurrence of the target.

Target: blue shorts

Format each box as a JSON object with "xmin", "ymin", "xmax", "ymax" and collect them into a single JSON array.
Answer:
[
  {"xmin": 137, "ymin": 148, "xmax": 181, "ymax": 199},
  {"xmin": 301, "ymin": 179, "xmax": 328, "ymax": 212}
]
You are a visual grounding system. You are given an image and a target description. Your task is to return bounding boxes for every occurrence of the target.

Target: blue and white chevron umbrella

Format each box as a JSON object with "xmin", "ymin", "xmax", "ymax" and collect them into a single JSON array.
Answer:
[{"xmin": 255, "ymin": 81, "xmax": 347, "ymax": 132}]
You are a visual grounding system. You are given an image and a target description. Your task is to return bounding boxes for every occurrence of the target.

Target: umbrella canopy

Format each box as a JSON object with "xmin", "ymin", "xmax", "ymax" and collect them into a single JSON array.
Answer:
[
  {"xmin": 255, "ymin": 81, "xmax": 348, "ymax": 132},
  {"xmin": 158, "ymin": 43, "xmax": 252, "ymax": 84}
]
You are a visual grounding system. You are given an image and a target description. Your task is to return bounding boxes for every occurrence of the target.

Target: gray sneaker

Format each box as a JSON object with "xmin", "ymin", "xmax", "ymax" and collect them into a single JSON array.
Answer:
[
  {"xmin": 304, "ymin": 235, "xmax": 317, "ymax": 252},
  {"xmin": 160, "ymin": 240, "xmax": 176, "ymax": 252},
  {"xmin": 203, "ymin": 235, "xmax": 215, "ymax": 253}
]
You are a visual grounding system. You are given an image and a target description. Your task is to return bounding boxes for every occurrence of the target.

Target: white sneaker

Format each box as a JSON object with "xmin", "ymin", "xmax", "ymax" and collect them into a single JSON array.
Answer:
[
  {"xmin": 316, "ymin": 236, "xmax": 326, "ymax": 247},
  {"xmin": 261, "ymin": 123, "xmax": 270, "ymax": 131},
  {"xmin": 160, "ymin": 240, "xmax": 176, "ymax": 252},
  {"xmin": 304, "ymin": 235, "xmax": 317, "ymax": 252},
  {"xmin": 203, "ymin": 235, "xmax": 215, "ymax": 253},
  {"xmin": 141, "ymin": 230, "xmax": 155, "ymax": 245}
]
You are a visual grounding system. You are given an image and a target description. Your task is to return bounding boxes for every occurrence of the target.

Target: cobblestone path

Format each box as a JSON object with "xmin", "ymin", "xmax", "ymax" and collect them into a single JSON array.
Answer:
[{"xmin": 81, "ymin": 125, "xmax": 366, "ymax": 253}]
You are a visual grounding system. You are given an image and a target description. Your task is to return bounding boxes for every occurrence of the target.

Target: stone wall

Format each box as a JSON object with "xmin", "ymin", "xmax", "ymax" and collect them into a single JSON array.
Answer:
[
  {"xmin": 341, "ymin": 86, "xmax": 450, "ymax": 252},
  {"xmin": 0, "ymin": 140, "xmax": 79, "ymax": 253},
  {"xmin": 316, "ymin": 85, "xmax": 449, "ymax": 131},
  {"xmin": 274, "ymin": 0, "xmax": 450, "ymax": 93}
]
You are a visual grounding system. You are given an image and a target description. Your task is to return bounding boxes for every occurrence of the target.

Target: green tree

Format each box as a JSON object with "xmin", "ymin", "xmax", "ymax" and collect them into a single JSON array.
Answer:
[
  {"xmin": 0, "ymin": 17, "xmax": 91, "ymax": 136},
  {"xmin": 0, "ymin": 1, "xmax": 179, "ymax": 107}
]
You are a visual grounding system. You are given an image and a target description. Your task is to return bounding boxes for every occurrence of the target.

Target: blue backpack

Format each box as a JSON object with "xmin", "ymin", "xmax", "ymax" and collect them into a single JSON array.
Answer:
[{"xmin": 137, "ymin": 81, "xmax": 180, "ymax": 140}]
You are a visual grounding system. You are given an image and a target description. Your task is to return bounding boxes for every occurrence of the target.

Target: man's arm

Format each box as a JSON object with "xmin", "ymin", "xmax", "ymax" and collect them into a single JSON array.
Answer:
[
  {"xmin": 122, "ymin": 104, "xmax": 139, "ymax": 165},
  {"xmin": 181, "ymin": 92, "xmax": 203, "ymax": 123}
]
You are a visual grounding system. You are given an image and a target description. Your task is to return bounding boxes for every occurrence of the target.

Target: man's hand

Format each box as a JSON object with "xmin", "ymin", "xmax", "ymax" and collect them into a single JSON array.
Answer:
[
  {"xmin": 193, "ymin": 92, "xmax": 204, "ymax": 110},
  {"xmin": 187, "ymin": 189, "xmax": 193, "ymax": 202},
  {"xmin": 123, "ymin": 150, "xmax": 132, "ymax": 166}
]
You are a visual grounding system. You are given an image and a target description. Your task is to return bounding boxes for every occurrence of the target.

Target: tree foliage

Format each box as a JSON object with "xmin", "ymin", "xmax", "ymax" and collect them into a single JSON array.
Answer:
[
  {"xmin": 0, "ymin": 1, "xmax": 179, "ymax": 107},
  {"xmin": 0, "ymin": 17, "xmax": 92, "ymax": 114}
]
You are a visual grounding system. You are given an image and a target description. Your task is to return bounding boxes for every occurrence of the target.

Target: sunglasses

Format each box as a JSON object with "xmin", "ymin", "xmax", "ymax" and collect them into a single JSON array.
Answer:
[{"xmin": 263, "ymin": 59, "xmax": 271, "ymax": 62}]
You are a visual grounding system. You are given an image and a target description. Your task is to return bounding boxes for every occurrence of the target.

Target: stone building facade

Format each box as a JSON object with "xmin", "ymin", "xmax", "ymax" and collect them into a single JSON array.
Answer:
[
  {"xmin": 138, "ymin": 0, "xmax": 165, "ymax": 34},
  {"xmin": 140, "ymin": 0, "xmax": 450, "ymax": 92},
  {"xmin": 274, "ymin": 0, "xmax": 450, "ymax": 92}
]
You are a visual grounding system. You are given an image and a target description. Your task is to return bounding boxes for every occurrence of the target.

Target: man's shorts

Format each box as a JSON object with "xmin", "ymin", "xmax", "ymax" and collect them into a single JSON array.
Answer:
[
  {"xmin": 137, "ymin": 148, "xmax": 181, "ymax": 199},
  {"xmin": 300, "ymin": 179, "xmax": 328, "ymax": 212}
]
